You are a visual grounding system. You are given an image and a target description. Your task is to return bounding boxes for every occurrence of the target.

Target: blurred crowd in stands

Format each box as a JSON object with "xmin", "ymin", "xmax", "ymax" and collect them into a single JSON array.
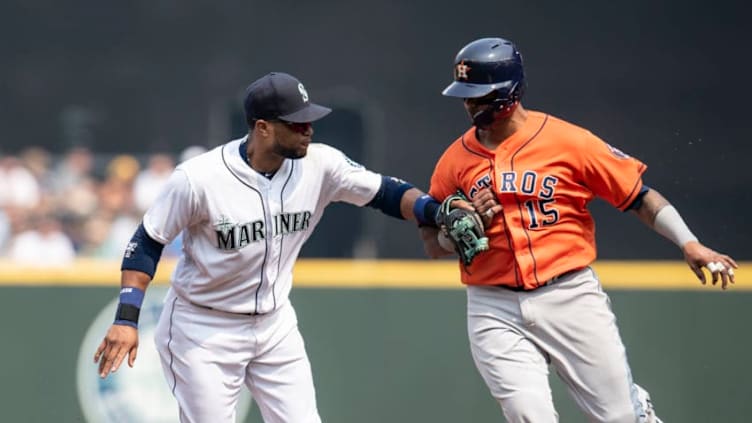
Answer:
[{"xmin": 0, "ymin": 145, "xmax": 208, "ymax": 267}]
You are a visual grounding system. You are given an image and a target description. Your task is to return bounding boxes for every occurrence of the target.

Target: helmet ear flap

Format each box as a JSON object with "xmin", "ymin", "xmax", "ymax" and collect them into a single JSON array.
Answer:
[
  {"xmin": 509, "ymin": 81, "xmax": 524, "ymax": 103},
  {"xmin": 471, "ymin": 84, "xmax": 523, "ymax": 128},
  {"xmin": 471, "ymin": 103, "xmax": 500, "ymax": 128}
]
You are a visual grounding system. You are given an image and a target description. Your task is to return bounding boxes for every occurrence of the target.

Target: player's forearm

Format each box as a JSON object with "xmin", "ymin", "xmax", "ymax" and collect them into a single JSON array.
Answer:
[
  {"xmin": 630, "ymin": 189, "xmax": 698, "ymax": 249},
  {"xmin": 121, "ymin": 269, "xmax": 152, "ymax": 291},
  {"xmin": 114, "ymin": 223, "xmax": 165, "ymax": 328},
  {"xmin": 400, "ymin": 188, "xmax": 426, "ymax": 221},
  {"xmin": 113, "ymin": 270, "xmax": 152, "ymax": 329},
  {"xmin": 629, "ymin": 189, "xmax": 667, "ymax": 227}
]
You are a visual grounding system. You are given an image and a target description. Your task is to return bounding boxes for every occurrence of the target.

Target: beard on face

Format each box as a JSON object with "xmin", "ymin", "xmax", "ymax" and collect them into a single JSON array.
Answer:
[{"xmin": 273, "ymin": 139, "xmax": 307, "ymax": 159}]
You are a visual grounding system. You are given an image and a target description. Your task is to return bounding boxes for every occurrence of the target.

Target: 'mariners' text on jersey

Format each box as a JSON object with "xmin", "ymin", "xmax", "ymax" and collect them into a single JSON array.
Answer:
[{"xmin": 215, "ymin": 211, "xmax": 312, "ymax": 250}]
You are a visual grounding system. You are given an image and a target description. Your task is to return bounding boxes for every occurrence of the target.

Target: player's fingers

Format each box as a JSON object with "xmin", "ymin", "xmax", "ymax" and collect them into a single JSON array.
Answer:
[
  {"xmin": 716, "ymin": 265, "xmax": 728, "ymax": 290},
  {"xmin": 128, "ymin": 345, "xmax": 139, "ymax": 368},
  {"xmin": 93, "ymin": 339, "xmax": 107, "ymax": 363},
  {"xmin": 720, "ymin": 254, "xmax": 738, "ymax": 269},
  {"xmin": 476, "ymin": 187, "xmax": 494, "ymax": 198},
  {"xmin": 473, "ymin": 190, "xmax": 497, "ymax": 211},
  {"xmin": 99, "ymin": 343, "xmax": 122, "ymax": 378},
  {"xmin": 98, "ymin": 344, "xmax": 116, "ymax": 377},
  {"xmin": 711, "ymin": 267, "xmax": 720, "ymax": 286},
  {"xmin": 481, "ymin": 204, "xmax": 500, "ymax": 223},
  {"xmin": 483, "ymin": 200, "xmax": 502, "ymax": 214},
  {"xmin": 720, "ymin": 257, "xmax": 737, "ymax": 285},
  {"xmin": 111, "ymin": 348, "xmax": 129, "ymax": 373},
  {"xmin": 690, "ymin": 264, "xmax": 705, "ymax": 284},
  {"xmin": 452, "ymin": 199, "xmax": 474, "ymax": 211},
  {"xmin": 706, "ymin": 261, "xmax": 725, "ymax": 285},
  {"xmin": 716, "ymin": 258, "xmax": 736, "ymax": 285},
  {"xmin": 487, "ymin": 200, "xmax": 501, "ymax": 215}
]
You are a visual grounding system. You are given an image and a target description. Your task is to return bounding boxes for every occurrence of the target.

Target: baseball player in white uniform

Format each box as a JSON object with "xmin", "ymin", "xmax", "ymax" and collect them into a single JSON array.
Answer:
[{"xmin": 93, "ymin": 72, "xmax": 434, "ymax": 423}]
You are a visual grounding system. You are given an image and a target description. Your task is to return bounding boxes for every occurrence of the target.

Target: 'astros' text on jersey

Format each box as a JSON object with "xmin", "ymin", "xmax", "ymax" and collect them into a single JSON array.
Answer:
[{"xmin": 429, "ymin": 111, "xmax": 646, "ymax": 290}]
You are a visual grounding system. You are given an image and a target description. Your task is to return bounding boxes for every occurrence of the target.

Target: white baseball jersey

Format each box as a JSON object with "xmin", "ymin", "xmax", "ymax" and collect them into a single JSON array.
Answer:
[{"xmin": 143, "ymin": 136, "xmax": 381, "ymax": 314}]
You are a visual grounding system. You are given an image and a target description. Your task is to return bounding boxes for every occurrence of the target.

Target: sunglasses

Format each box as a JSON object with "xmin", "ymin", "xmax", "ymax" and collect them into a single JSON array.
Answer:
[{"xmin": 272, "ymin": 119, "xmax": 312, "ymax": 134}]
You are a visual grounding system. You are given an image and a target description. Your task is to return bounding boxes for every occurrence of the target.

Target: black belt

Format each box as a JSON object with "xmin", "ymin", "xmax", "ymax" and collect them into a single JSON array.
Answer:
[
  {"xmin": 189, "ymin": 301, "xmax": 266, "ymax": 316},
  {"xmin": 495, "ymin": 268, "xmax": 581, "ymax": 292}
]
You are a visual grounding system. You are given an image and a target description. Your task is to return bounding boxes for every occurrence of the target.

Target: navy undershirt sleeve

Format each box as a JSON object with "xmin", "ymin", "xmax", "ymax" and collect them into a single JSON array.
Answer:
[
  {"xmin": 626, "ymin": 184, "xmax": 651, "ymax": 211},
  {"xmin": 121, "ymin": 223, "xmax": 165, "ymax": 278},
  {"xmin": 366, "ymin": 175, "xmax": 414, "ymax": 219}
]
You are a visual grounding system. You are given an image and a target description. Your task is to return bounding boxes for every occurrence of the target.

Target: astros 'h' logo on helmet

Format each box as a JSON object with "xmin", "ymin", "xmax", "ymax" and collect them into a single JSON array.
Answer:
[{"xmin": 455, "ymin": 60, "xmax": 471, "ymax": 80}]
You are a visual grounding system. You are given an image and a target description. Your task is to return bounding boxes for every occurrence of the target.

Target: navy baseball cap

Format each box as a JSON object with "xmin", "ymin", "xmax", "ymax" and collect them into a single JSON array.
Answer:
[{"xmin": 243, "ymin": 72, "xmax": 332, "ymax": 123}]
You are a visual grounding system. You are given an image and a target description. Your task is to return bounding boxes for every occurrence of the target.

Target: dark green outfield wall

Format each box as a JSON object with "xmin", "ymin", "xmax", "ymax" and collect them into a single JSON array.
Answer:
[{"xmin": 1, "ymin": 286, "xmax": 749, "ymax": 423}]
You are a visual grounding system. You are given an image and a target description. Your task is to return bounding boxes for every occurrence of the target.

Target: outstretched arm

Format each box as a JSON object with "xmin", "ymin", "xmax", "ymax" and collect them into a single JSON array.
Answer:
[
  {"xmin": 94, "ymin": 223, "xmax": 165, "ymax": 377},
  {"xmin": 629, "ymin": 188, "xmax": 738, "ymax": 289},
  {"xmin": 365, "ymin": 177, "xmax": 456, "ymax": 256},
  {"xmin": 366, "ymin": 176, "xmax": 428, "ymax": 221},
  {"xmin": 94, "ymin": 270, "xmax": 151, "ymax": 378},
  {"xmin": 400, "ymin": 187, "xmax": 425, "ymax": 221}
]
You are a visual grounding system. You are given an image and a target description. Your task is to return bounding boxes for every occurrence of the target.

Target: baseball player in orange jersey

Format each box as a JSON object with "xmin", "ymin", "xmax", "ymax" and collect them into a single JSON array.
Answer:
[{"xmin": 416, "ymin": 38, "xmax": 738, "ymax": 422}]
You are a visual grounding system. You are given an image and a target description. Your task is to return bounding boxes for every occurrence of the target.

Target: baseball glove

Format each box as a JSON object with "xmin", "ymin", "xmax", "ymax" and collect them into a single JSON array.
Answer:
[{"xmin": 437, "ymin": 191, "xmax": 489, "ymax": 266}]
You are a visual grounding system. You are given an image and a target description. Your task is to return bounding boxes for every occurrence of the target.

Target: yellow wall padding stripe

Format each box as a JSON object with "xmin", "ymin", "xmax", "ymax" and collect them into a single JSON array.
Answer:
[{"xmin": 0, "ymin": 259, "xmax": 748, "ymax": 290}]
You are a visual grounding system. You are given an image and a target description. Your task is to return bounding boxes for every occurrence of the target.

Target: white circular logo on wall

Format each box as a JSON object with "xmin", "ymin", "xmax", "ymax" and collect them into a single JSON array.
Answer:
[{"xmin": 76, "ymin": 287, "xmax": 253, "ymax": 422}]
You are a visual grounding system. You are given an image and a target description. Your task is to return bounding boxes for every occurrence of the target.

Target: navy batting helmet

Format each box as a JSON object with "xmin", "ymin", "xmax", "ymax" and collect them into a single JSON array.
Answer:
[{"xmin": 442, "ymin": 37, "xmax": 525, "ymax": 102}]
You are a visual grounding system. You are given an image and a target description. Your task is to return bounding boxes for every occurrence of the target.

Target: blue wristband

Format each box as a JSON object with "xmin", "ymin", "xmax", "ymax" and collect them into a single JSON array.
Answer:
[
  {"xmin": 114, "ymin": 287, "xmax": 145, "ymax": 328},
  {"xmin": 413, "ymin": 194, "xmax": 440, "ymax": 227}
]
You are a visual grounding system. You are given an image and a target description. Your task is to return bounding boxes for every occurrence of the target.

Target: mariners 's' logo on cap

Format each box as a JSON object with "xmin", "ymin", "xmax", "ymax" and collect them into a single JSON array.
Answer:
[
  {"xmin": 455, "ymin": 60, "xmax": 471, "ymax": 80},
  {"xmin": 298, "ymin": 83, "xmax": 309, "ymax": 103}
]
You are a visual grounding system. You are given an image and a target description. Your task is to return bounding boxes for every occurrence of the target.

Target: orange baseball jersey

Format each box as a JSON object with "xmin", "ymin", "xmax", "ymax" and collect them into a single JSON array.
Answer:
[{"xmin": 429, "ymin": 111, "xmax": 646, "ymax": 289}]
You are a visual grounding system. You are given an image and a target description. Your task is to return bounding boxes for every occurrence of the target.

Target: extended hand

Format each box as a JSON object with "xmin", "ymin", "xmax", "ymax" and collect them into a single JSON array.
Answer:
[
  {"xmin": 682, "ymin": 241, "xmax": 738, "ymax": 289},
  {"xmin": 93, "ymin": 324, "xmax": 139, "ymax": 378}
]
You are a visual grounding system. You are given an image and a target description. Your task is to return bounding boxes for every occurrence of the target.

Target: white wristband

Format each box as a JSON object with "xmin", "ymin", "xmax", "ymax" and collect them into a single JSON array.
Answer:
[{"xmin": 653, "ymin": 205, "xmax": 698, "ymax": 248}]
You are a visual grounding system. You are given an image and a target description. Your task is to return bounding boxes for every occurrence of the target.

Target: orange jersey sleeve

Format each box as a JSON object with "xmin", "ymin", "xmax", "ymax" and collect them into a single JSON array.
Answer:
[
  {"xmin": 577, "ymin": 131, "xmax": 646, "ymax": 211},
  {"xmin": 429, "ymin": 111, "xmax": 646, "ymax": 289}
]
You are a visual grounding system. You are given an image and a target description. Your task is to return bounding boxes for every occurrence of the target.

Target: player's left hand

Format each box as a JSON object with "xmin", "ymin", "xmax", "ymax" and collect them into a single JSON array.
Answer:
[
  {"xmin": 682, "ymin": 240, "xmax": 738, "ymax": 289},
  {"xmin": 93, "ymin": 324, "xmax": 139, "ymax": 378}
]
